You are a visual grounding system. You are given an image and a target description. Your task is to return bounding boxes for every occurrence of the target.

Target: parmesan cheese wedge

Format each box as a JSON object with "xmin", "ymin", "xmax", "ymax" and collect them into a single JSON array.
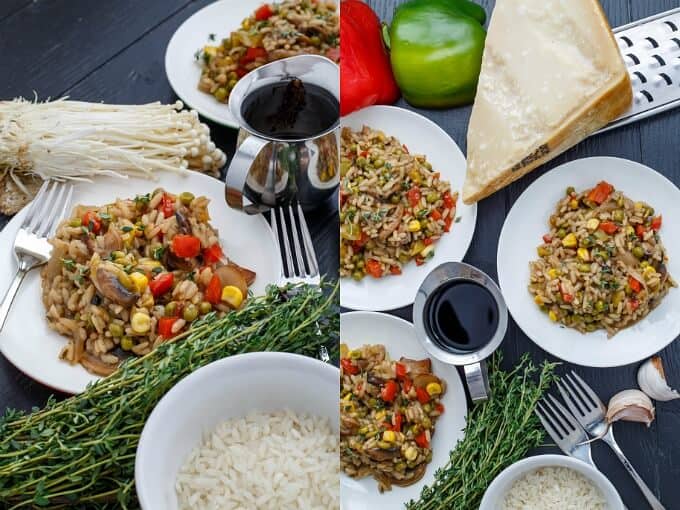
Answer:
[{"xmin": 463, "ymin": 0, "xmax": 632, "ymax": 204}]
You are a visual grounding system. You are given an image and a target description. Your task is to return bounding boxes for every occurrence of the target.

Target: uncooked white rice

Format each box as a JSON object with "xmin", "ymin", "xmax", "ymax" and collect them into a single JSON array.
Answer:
[
  {"xmin": 503, "ymin": 466, "xmax": 607, "ymax": 510},
  {"xmin": 175, "ymin": 410, "xmax": 339, "ymax": 510}
]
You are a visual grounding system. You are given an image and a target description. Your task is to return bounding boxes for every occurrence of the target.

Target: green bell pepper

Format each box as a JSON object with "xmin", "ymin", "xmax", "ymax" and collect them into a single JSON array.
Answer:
[{"xmin": 386, "ymin": 0, "xmax": 486, "ymax": 108}]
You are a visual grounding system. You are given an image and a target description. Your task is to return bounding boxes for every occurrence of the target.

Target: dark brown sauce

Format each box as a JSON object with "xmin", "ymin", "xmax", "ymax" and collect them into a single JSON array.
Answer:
[
  {"xmin": 241, "ymin": 78, "xmax": 338, "ymax": 139},
  {"xmin": 425, "ymin": 280, "xmax": 499, "ymax": 353}
]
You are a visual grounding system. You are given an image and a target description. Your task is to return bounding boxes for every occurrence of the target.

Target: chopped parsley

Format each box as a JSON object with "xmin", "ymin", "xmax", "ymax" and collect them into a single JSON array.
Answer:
[
  {"xmin": 208, "ymin": 33, "xmax": 216, "ymax": 41},
  {"xmin": 121, "ymin": 226, "xmax": 134, "ymax": 233},
  {"xmin": 152, "ymin": 245, "xmax": 166, "ymax": 261},
  {"xmin": 61, "ymin": 258, "xmax": 76, "ymax": 271}
]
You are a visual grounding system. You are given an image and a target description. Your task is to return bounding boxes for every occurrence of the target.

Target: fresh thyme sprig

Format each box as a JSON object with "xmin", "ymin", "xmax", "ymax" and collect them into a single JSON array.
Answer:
[
  {"xmin": 407, "ymin": 353, "xmax": 558, "ymax": 510},
  {"xmin": 0, "ymin": 282, "xmax": 339, "ymax": 509}
]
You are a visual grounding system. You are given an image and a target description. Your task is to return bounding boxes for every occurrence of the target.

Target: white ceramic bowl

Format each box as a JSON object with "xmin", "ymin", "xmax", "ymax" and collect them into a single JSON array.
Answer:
[
  {"xmin": 135, "ymin": 352, "xmax": 339, "ymax": 510},
  {"xmin": 479, "ymin": 454, "xmax": 624, "ymax": 510}
]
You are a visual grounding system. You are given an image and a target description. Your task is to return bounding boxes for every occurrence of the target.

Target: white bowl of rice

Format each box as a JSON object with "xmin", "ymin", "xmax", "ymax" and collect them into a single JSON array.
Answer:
[
  {"xmin": 135, "ymin": 352, "xmax": 339, "ymax": 510},
  {"xmin": 480, "ymin": 454, "xmax": 624, "ymax": 510}
]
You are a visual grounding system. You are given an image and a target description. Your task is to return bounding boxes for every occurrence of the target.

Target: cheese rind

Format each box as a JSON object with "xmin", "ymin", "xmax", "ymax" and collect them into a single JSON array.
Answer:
[{"xmin": 463, "ymin": 0, "xmax": 632, "ymax": 204}]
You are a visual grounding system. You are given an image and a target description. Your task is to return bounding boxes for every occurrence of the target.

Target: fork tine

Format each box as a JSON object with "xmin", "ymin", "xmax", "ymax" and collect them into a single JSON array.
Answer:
[
  {"xmin": 269, "ymin": 208, "xmax": 285, "ymax": 276},
  {"xmin": 296, "ymin": 202, "xmax": 319, "ymax": 277},
  {"xmin": 535, "ymin": 402, "xmax": 565, "ymax": 441},
  {"xmin": 277, "ymin": 207, "xmax": 295, "ymax": 278},
  {"xmin": 557, "ymin": 378, "xmax": 588, "ymax": 418},
  {"xmin": 539, "ymin": 397, "xmax": 571, "ymax": 437},
  {"xmin": 569, "ymin": 371, "xmax": 605, "ymax": 410},
  {"xmin": 27, "ymin": 181, "xmax": 60, "ymax": 233},
  {"xmin": 287, "ymin": 205, "xmax": 306, "ymax": 277},
  {"xmin": 20, "ymin": 180, "xmax": 51, "ymax": 229},
  {"xmin": 38, "ymin": 183, "xmax": 73, "ymax": 238},
  {"xmin": 547, "ymin": 394, "xmax": 585, "ymax": 434}
]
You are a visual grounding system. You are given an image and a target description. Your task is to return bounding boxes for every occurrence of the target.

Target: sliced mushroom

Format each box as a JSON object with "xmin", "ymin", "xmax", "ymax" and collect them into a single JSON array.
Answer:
[
  {"xmin": 388, "ymin": 463, "xmax": 427, "ymax": 487},
  {"xmin": 80, "ymin": 352, "xmax": 118, "ymax": 376},
  {"xmin": 90, "ymin": 261, "xmax": 139, "ymax": 306},
  {"xmin": 95, "ymin": 228, "xmax": 123, "ymax": 255},
  {"xmin": 340, "ymin": 414, "xmax": 360, "ymax": 436},
  {"xmin": 413, "ymin": 373, "xmax": 444, "ymax": 390},
  {"xmin": 365, "ymin": 447, "xmax": 400, "ymax": 462},
  {"xmin": 399, "ymin": 357, "xmax": 432, "ymax": 376},
  {"xmin": 175, "ymin": 209, "xmax": 192, "ymax": 234},
  {"xmin": 229, "ymin": 262, "xmax": 256, "ymax": 286},
  {"xmin": 214, "ymin": 265, "xmax": 248, "ymax": 296},
  {"xmin": 163, "ymin": 248, "xmax": 196, "ymax": 272}
]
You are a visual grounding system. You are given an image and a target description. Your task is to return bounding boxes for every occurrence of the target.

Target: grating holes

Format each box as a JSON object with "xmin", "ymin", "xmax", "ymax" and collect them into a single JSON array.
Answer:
[
  {"xmin": 659, "ymin": 73, "xmax": 672, "ymax": 85},
  {"xmin": 645, "ymin": 36, "xmax": 659, "ymax": 48},
  {"xmin": 626, "ymin": 53, "xmax": 640, "ymax": 65},
  {"xmin": 640, "ymin": 90, "xmax": 654, "ymax": 102},
  {"xmin": 633, "ymin": 71, "xmax": 647, "ymax": 83},
  {"xmin": 620, "ymin": 35, "xmax": 633, "ymax": 47},
  {"xmin": 665, "ymin": 20, "xmax": 678, "ymax": 32},
  {"xmin": 671, "ymin": 37, "xmax": 680, "ymax": 48},
  {"xmin": 652, "ymin": 54, "xmax": 667, "ymax": 66}
]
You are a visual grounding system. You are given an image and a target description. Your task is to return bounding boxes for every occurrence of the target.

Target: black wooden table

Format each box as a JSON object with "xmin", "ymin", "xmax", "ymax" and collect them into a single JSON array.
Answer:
[
  {"xmin": 1, "ymin": 0, "xmax": 679, "ymax": 509},
  {"xmin": 366, "ymin": 1, "xmax": 680, "ymax": 508}
]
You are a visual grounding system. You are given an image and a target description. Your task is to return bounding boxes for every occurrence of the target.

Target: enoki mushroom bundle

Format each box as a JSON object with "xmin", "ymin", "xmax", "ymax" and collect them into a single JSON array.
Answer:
[{"xmin": 0, "ymin": 98, "xmax": 226, "ymax": 196}]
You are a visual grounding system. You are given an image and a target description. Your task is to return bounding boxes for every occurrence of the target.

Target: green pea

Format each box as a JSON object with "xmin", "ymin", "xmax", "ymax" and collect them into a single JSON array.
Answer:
[
  {"xmin": 612, "ymin": 209, "xmax": 625, "ymax": 222},
  {"xmin": 556, "ymin": 228, "xmax": 567, "ymax": 239},
  {"xmin": 69, "ymin": 218, "xmax": 82, "ymax": 227},
  {"xmin": 183, "ymin": 304, "xmax": 199, "ymax": 322},
  {"xmin": 372, "ymin": 158, "xmax": 384, "ymax": 168},
  {"xmin": 580, "ymin": 236, "xmax": 593, "ymax": 248},
  {"xmin": 108, "ymin": 323, "xmax": 124, "ymax": 337},
  {"xmin": 426, "ymin": 192, "xmax": 440, "ymax": 204},
  {"xmin": 352, "ymin": 271, "xmax": 364, "ymax": 281},
  {"xmin": 566, "ymin": 186, "xmax": 576, "ymax": 196},
  {"xmin": 632, "ymin": 246, "xmax": 645, "ymax": 259},
  {"xmin": 199, "ymin": 301, "xmax": 212, "ymax": 314},
  {"xmin": 356, "ymin": 157, "xmax": 367, "ymax": 167},
  {"xmin": 165, "ymin": 301, "xmax": 178, "ymax": 317},
  {"xmin": 120, "ymin": 336, "xmax": 133, "ymax": 351},
  {"xmin": 390, "ymin": 194, "xmax": 400, "ymax": 204},
  {"xmin": 213, "ymin": 88, "xmax": 228, "ymax": 102},
  {"xmin": 179, "ymin": 192, "xmax": 195, "ymax": 206},
  {"xmin": 595, "ymin": 300, "xmax": 605, "ymax": 312},
  {"xmin": 357, "ymin": 259, "xmax": 365, "ymax": 269}
]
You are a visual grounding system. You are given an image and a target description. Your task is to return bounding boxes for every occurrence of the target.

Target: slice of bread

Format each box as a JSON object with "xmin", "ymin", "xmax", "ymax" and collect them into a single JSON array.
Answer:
[{"xmin": 463, "ymin": 0, "xmax": 632, "ymax": 204}]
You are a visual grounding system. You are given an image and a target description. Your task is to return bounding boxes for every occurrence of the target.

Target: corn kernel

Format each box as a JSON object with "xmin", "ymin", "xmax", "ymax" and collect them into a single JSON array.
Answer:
[
  {"xmin": 342, "ymin": 393, "xmax": 353, "ymax": 401},
  {"xmin": 577, "ymin": 248, "xmax": 590, "ymax": 261},
  {"xmin": 420, "ymin": 245, "xmax": 435, "ymax": 259},
  {"xmin": 548, "ymin": 310, "xmax": 558, "ymax": 322},
  {"xmin": 405, "ymin": 446, "xmax": 418, "ymax": 461},
  {"xmin": 221, "ymin": 285, "xmax": 244, "ymax": 308},
  {"xmin": 569, "ymin": 199, "xmax": 579, "ymax": 210},
  {"xmin": 562, "ymin": 233, "xmax": 577, "ymax": 248},
  {"xmin": 426, "ymin": 382, "xmax": 442, "ymax": 396},
  {"xmin": 586, "ymin": 218, "xmax": 600, "ymax": 231},
  {"xmin": 122, "ymin": 232, "xmax": 133, "ymax": 248},
  {"xmin": 407, "ymin": 220, "xmax": 421, "ymax": 232},
  {"xmin": 129, "ymin": 272, "xmax": 148, "ymax": 293},
  {"xmin": 534, "ymin": 295, "xmax": 545, "ymax": 306},
  {"xmin": 130, "ymin": 312, "xmax": 151, "ymax": 333},
  {"xmin": 547, "ymin": 268, "xmax": 560, "ymax": 279},
  {"xmin": 643, "ymin": 266, "xmax": 657, "ymax": 279},
  {"xmin": 120, "ymin": 336, "xmax": 133, "ymax": 351},
  {"xmin": 383, "ymin": 430, "xmax": 396, "ymax": 442},
  {"xmin": 374, "ymin": 410, "xmax": 386, "ymax": 422}
]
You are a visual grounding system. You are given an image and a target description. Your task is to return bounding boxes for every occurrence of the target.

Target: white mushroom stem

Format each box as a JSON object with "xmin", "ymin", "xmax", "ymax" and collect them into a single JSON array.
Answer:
[
  {"xmin": 606, "ymin": 389, "xmax": 655, "ymax": 427},
  {"xmin": 638, "ymin": 356, "xmax": 680, "ymax": 402}
]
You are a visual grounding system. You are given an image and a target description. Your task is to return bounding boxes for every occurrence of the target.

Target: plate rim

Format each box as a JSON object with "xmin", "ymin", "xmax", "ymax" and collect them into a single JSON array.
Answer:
[
  {"xmin": 339, "ymin": 105, "xmax": 478, "ymax": 311},
  {"xmin": 497, "ymin": 155, "xmax": 680, "ymax": 367},
  {"xmin": 0, "ymin": 171, "xmax": 281, "ymax": 393},
  {"xmin": 339, "ymin": 310, "xmax": 469, "ymax": 507}
]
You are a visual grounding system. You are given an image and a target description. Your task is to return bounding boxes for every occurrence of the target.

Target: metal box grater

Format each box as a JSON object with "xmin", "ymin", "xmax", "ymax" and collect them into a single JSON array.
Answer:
[{"xmin": 599, "ymin": 7, "xmax": 680, "ymax": 133}]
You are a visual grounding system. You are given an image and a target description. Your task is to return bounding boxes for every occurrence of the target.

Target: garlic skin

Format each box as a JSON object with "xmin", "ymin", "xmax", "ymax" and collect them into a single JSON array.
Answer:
[
  {"xmin": 638, "ymin": 356, "xmax": 680, "ymax": 402},
  {"xmin": 606, "ymin": 389, "xmax": 655, "ymax": 427}
]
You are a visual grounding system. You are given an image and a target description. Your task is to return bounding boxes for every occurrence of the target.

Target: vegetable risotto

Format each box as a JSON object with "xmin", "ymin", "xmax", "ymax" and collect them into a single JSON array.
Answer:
[
  {"xmin": 340, "ymin": 344, "xmax": 445, "ymax": 492},
  {"xmin": 197, "ymin": 0, "xmax": 339, "ymax": 104},
  {"xmin": 41, "ymin": 188, "xmax": 255, "ymax": 376},
  {"xmin": 529, "ymin": 181, "xmax": 675, "ymax": 336},
  {"xmin": 340, "ymin": 126, "xmax": 458, "ymax": 279}
]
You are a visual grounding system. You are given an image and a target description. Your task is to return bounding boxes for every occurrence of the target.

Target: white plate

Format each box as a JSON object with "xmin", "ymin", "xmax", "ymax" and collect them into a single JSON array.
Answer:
[
  {"xmin": 340, "ymin": 106, "xmax": 477, "ymax": 311},
  {"xmin": 498, "ymin": 156, "xmax": 680, "ymax": 367},
  {"xmin": 340, "ymin": 311, "xmax": 468, "ymax": 510},
  {"xmin": 165, "ymin": 0, "xmax": 264, "ymax": 128},
  {"xmin": 0, "ymin": 172, "xmax": 281, "ymax": 394}
]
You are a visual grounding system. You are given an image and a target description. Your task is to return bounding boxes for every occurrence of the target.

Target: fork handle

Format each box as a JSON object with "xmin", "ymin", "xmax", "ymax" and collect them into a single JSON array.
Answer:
[
  {"xmin": 604, "ymin": 429, "xmax": 665, "ymax": 510},
  {"xmin": 0, "ymin": 266, "xmax": 29, "ymax": 334}
]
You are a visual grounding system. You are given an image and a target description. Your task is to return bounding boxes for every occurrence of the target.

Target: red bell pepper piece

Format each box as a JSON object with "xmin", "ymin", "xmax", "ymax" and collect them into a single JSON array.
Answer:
[
  {"xmin": 407, "ymin": 187, "xmax": 421, "ymax": 207},
  {"xmin": 159, "ymin": 193, "xmax": 175, "ymax": 218},
  {"xmin": 542, "ymin": 234, "xmax": 552, "ymax": 244},
  {"xmin": 341, "ymin": 358, "xmax": 360, "ymax": 375},
  {"xmin": 203, "ymin": 244, "xmax": 224, "ymax": 265},
  {"xmin": 598, "ymin": 221, "xmax": 618, "ymax": 235},
  {"xmin": 651, "ymin": 215, "xmax": 662, "ymax": 231},
  {"xmin": 240, "ymin": 46, "xmax": 267, "ymax": 65},
  {"xmin": 172, "ymin": 234, "xmax": 201, "ymax": 258},
  {"xmin": 82, "ymin": 211, "xmax": 101, "ymax": 234},
  {"xmin": 340, "ymin": 0, "xmax": 400, "ymax": 116},
  {"xmin": 392, "ymin": 412, "xmax": 403, "ymax": 432},
  {"xmin": 389, "ymin": 265, "xmax": 402, "ymax": 275},
  {"xmin": 148, "ymin": 272, "xmax": 174, "ymax": 297},
  {"xmin": 381, "ymin": 380, "xmax": 398, "ymax": 402},
  {"xmin": 416, "ymin": 387, "xmax": 430, "ymax": 404},
  {"xmin": 630, "ymin": 298, "xmax": 640, "ymax": 311},
  {"xmin": 254, "ymin": 4, "xmax": 274, "ymax": 20},
  {"xmin": 205, "ymin": 274, "xmax": 222, "ymax": 304},
  {"xmin": 587, "ymin": 181, "xmax": 614, "ymax": 205},
  {"xmin": 395, "ymin": 362, "xmax": 407, "ymax": 379},
  {"xmin": 366, "ymin": 259, "xmax": 383, "ymax": 278},
  {"xmin": 430, "ymin": 209, "xmax": 442, "ymax": 221},
  {"xmin": 443, "ymin": 191, "xmax": 455, "ymax": 209},
  {"xmin": 636, "ymin": 224, "xmax": 647, "ymax": 239},
  {"xmin": 628, "ymin": 276, "xmax": 642, "ymax": 294},
  {"xmin": 415, "ymin": 431, "xmax": 429, "ymax": 448},
  {"xmin": 435, "ymin": 403, "xmax": 445, "ymax": 414},
  {"xmin": 158, "ymin": 317, "xmax": 180, "ymax": 338},
  {"xmin": 402, "ymin": 377, "xmax": 413, "ymax": 393}
]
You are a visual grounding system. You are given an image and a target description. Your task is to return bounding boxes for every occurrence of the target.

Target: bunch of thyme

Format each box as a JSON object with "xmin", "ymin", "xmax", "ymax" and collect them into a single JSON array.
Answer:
[
  {"xmin": 406, "ymin": 353, "xmax": 557, "ymax": 510},
  {"xmin": 0, "ymin": 282, "xmax": 338, "ymax": 509}
]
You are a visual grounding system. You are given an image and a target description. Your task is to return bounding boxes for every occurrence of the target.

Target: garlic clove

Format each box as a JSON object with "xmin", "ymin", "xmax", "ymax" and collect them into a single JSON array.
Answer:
[
  {"xmin": 638, "ymin": 356, "xmax": 680, "ymax": 402},
  {"xmin": 606, "ymin": 389, "xmax": 655, "ymax": 427}
]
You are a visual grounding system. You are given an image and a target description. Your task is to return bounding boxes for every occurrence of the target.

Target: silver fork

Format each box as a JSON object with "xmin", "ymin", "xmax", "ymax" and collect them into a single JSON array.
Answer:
[
  {"xmin": 558, "ymin": 371, "xmax": 665, "ymax": 510},
  {"xmin": 535, "ymin": 394, "xmax": 597, "ymax": 467},
  {"xmin": 269, "ymin": 202, "xmax": 320, "ymax": 285},
  {"xmin": 0, "ymin": 180, "xmax": 74, "ymax": 333}
]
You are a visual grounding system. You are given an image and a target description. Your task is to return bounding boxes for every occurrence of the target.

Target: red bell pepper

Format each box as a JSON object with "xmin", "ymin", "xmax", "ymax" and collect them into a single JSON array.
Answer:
[
  {"xmin": 340, "ymin": 0, "xmax": 400, "ymax": 116},
  {"xmin": 158, "ymin": 317, "xmax": 180, "ymax": 338},
  {"xmin": 254, "ymin": 4, "xmax": 274, "ymax": 20},
  {"xmin": 416, "ymin": 387, "xmax": 430, "ymax": 404},
  {"xmin": 341, "ymin": 358, "xmax": 360, "ymax": 375},
  {"xmin": 415, "ymin": 431, "xmax": 429, "ymax": 448},
  {"xmin": 395, "ymin": 362, "xmax": 407, "ymax": 379},
  {"xmin": 159, "ymin": 193, "xmax": 175, "ymax": 219},
  {"xmin": 149, "ymin": 272, "xmax": 174, "ymax": 297},
  {"xmin": 172, "ymin": 235, "xmax": 201, "ymax": 258},
  {"xmin": 587, "ymin": 181, "xmax": 614, "ymax": 205},
  {"xmin": 82, "ymin": 211, "xmax": 101, "ymax": 234},
  {"xmin": 651, "ymin": 215, "xmax": 662, "ymax": 231},
  {"xmin": 205, "ymin": 274, "xmax": 222, "ymax": 304},
  {"xmin": 598, "ymin": 221, "xmax": 618, "ymax": 235},
  {"xmin": 381, "ymin": 380, "xmax": 399, "ymax": 402},
  {"xmin": 203, "ymin": 244, "xmax": 224, "ymax": 265}
]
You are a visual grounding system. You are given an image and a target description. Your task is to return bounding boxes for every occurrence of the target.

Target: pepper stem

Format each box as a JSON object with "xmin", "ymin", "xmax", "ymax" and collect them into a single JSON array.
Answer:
[{"xmin": 381, "ymin": 22, "xmax": 391, "ymax": 50}]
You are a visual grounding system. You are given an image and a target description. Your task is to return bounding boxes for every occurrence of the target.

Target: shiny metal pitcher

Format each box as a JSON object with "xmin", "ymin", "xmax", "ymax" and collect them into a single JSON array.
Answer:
[
  {"xmin": 413, "ymin": 262, "xmax": 508, "ymax": 403},
  {"xmin": 225, "ymin": 55, "xmax": 339, "ymax": 214}
]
